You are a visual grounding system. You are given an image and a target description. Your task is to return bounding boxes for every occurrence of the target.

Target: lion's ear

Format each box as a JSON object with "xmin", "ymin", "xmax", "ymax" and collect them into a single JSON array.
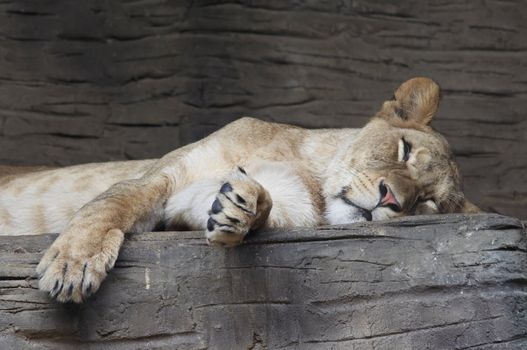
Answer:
[{"xmin": 380, "ymin": 77, "xmax": 440, "ymax": 127}]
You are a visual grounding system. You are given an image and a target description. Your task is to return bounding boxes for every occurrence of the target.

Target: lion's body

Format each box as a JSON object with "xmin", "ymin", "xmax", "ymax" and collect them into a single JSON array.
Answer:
[
  {"xmin": 0, "ymin": 77, "xmax": 480, "ymax": 303},
  {"xmin": 0, "ymin": 120, "xmax": 354, "ymax": 236}
]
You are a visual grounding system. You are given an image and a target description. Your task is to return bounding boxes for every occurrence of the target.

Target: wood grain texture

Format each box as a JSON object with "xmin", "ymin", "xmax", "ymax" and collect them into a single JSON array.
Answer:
[
  {"xmin": 0, "ymin": 0, "xmax": 525, "ymax": 219},
  {"xmin": 0, "ymin": 214, "xmax": 526, "ymax": 349}
]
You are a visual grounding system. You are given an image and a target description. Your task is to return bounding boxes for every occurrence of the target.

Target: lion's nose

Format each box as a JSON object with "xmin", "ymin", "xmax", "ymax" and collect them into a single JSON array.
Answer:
[{"xmin": 379, "ymin": 181, "xmax": 401, "ymax": 212}]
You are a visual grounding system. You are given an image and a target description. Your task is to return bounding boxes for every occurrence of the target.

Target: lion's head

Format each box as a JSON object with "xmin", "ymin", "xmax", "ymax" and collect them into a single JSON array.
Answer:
[{"xmin": 324, "ymin": 77, "xmax": 480, "ymax": 224}]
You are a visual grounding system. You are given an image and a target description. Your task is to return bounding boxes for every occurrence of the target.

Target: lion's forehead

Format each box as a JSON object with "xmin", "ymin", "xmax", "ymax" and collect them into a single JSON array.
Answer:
[
  {"xmin": 358, "ymin": 120, "xmax": 451, "ymax": 156},
  {"xmin": 402, "ymin": 128, "xmax": 450, "ymax": 153}
]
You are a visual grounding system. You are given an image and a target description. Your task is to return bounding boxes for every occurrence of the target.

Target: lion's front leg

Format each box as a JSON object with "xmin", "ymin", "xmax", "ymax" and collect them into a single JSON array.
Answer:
[
  {"xmin": 36, "ymin": 174, "xmax": 170, "ymax": 303},
  {"xmin": 206, "ymin": 167, "xmax": 272, "ymax": 247}
]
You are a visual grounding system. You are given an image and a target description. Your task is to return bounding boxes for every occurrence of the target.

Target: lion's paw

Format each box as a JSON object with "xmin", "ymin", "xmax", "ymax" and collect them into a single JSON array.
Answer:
[
  {"xmin": 36, "ymin": 228, "xmax": 124, "ymax": 303},
  {"xmin": 206, "ymin": 167, "xmax": 272, "ymax": 247}
]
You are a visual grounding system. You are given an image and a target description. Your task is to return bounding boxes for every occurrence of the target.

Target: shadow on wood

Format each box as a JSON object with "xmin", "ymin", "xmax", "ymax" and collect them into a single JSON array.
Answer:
[{"xmin": 0, "ymin": 214, "xmax": 526, "ymax": 349}]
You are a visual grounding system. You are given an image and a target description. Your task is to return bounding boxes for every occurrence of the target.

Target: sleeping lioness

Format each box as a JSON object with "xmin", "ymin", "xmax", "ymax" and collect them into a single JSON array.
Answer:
[{"xmin": 0, "ymin": 77, "xmax": 479, "ymax": 303}]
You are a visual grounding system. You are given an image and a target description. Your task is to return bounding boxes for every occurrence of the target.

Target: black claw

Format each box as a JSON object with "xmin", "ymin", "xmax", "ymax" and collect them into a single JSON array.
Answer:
[
  {"xmin": 57, "ymin": 282, "xmax": 64, "ymax": 294},
  {"xmin": 207, "ymin": 217, "xmax": 216, "ymax": 231},
  {"xmin": 62, "ymin": 262, "xmax": 68, "ymax": 275},
  {"xmin": 51, "ymin": 281, "xmax": 63, "ymax": 298},
  {"xmin": 81, "ymin": 262, "xmax": 87, "ymax": 286},
  {"xmin": 237, "ymin": 166, "xmax": 247, "ymax": 175},
  {"xmin": 84, "ymin": 282, "xmax": 92, "ymax": 296},
  {"xmin": 220, "ymin": 183, "xmax": 233, "ymax": 194},
  {"xmin": 211, "ymin": 199, "xmax": 223, "ymax": 214},
  {"xmin": 67, "ymin": 284, "xmax": 73, "ymax": 297},
  {"xmin": 50, "ymin": 280, "xmax": 61, "ymax": 297},
  {"xmin": 235, "ymin": 194, "xmax": 247, "ymax": 204}
]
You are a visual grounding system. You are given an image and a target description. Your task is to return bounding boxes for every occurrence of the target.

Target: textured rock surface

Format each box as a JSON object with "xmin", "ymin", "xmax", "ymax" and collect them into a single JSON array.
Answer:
[
  {"xmin": 0, "ymin": 0, "xmax": 525, "ymax": 219},
  {"xmin": 0, "ymin": 214, "xmax": 525, "ymax": 349}
]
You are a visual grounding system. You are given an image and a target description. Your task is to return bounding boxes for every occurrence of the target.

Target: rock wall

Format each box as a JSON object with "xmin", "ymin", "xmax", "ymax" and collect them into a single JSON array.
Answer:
[{"xmin": 0, "ymin": 1, "xmax": 525, "ymax": 218}]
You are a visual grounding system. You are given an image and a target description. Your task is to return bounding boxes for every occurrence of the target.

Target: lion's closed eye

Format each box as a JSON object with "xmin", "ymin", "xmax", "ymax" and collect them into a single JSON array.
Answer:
[{"xmin": 398, "ymin": 138, "xmax": 412, "ymax": 162}]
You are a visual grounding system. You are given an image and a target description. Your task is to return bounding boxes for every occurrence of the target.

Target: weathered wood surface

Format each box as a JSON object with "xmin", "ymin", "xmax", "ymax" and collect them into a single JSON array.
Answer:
[
  {"xmin": 0, "ymin": 214, "xmax": 525, "ymax": 349},
  {"xmin": 0, "ymin": 1, "xmax": 526, "ymax": 219}
]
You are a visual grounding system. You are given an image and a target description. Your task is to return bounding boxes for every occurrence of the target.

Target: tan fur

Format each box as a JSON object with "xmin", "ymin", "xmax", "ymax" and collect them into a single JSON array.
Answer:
[
  {"xmin": 0, "ymin": 207, "xmax": 12, "ymax": 227},
  {"xmin": 0, "ymin": 77, "xmax": 480, "ymax": 303},
  {"xmin": 72, "ymin": 174, "xmax": 94, "ymax": 192},
  {"xmin": 33, "ymin": 204, "xmax": 47, "ymax": 233},
  {"xmin": 37, "ymin": 174, "xmax": 61, "ymax": 195},
  {"xmin": 0, "ymin": 165, "xmax": 56, "ymax": 177}
]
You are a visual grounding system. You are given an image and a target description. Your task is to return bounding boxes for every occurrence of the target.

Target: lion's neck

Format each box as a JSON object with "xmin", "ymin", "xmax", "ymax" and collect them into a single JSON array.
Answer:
[{"xmin": 300, "ymin": 128, "xmax": 361, "ymax": 177}]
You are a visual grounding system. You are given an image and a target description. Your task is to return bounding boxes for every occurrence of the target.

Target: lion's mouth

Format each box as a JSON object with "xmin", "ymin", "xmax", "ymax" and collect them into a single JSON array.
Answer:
[{"xmin": 338, "ymin": 193, "xmax": 373, "ymax": 221}]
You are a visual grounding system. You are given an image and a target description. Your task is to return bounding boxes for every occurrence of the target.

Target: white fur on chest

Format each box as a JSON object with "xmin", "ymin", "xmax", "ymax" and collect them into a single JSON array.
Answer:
[
  {"xmin": 164, "ymin": 178, "xmax": 222, "ymax": 230},
  {"xmin": 252, "ymin": 163, "xmax": 320, "ymax": 227},
  {"xmin": 164, "ymin": 162, "xmax": 321, "ymax": 230}
]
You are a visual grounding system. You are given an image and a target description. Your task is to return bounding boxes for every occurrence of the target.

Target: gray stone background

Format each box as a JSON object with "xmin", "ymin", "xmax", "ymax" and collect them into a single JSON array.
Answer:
[{"xmin": 0, "ymin": 0, "xmax": 525, "ymax": 219}]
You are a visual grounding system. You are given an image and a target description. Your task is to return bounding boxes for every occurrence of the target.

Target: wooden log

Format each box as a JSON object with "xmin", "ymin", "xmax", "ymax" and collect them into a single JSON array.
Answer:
[{"xmin": 0, "ymin": 213, "xmax": 525, "ymax": 349}]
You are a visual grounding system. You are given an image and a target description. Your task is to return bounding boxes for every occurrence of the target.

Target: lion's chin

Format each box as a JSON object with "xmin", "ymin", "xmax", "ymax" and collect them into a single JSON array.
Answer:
[
  {"xmin": 324, "ymin": 200, "xmax": 369, "ymax": 225},
  {"xmin": 324, "ymin": 200, "xmax": 401, "ymax": 225}
]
